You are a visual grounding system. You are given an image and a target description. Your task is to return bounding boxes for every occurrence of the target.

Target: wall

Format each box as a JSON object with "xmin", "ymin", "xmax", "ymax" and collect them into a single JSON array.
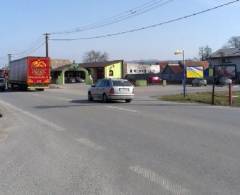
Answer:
[
  {"xmin": 104, "ymin": 62, "xmax": 123, "ymax": 79},
  {"xmin": 56, "ymin": 71, "xmax": 64, "ymax": 85}
]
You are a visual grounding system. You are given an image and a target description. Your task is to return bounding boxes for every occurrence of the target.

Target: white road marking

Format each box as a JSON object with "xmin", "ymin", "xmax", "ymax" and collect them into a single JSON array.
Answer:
[
  {"xmin": 76, "ymin": 138, "xmax": 104, "ymax": 151},
  {"xmin": 129, "ymin": 165, "xmax": 190, "ymax": 195},
  {"xmin": 0, "ymin": 100, "xmax": 65, "ymax": 131},
  {"xmin": 106, "ymin": 106, "xmax": 139, "ymax": 113}
]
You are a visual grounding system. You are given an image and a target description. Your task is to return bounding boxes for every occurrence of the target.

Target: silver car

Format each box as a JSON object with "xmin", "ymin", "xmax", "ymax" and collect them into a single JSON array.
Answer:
[
  {"xmin": 192, "ymin": 78, "xmax": 207, "ymax": 87},
  {"xmin": 88, "ymin": 79, "xmax": 134, "ymax": 103}
]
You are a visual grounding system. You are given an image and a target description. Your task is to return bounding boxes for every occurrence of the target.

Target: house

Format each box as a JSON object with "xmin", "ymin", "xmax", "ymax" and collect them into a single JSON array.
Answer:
[
  {"xmin": 161, "ymin": 63, "xmax": 183, "ymax": 83},
  {"xmin": 208, "ymin": 48, "xmax": 240, "ymax": 82},
  {"xmin": 80, "ymin": 60, "xmax": 124, "ymax": 83},
  {"xmin": 158, "ymin": 61, "xmax": 169, "ymax": 73}
]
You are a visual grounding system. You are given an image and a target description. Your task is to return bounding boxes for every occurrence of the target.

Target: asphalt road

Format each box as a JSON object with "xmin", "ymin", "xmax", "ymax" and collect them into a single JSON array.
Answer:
[{"xmin": 0, "ymin": 85, "xmax": 240, "ymax": 195}]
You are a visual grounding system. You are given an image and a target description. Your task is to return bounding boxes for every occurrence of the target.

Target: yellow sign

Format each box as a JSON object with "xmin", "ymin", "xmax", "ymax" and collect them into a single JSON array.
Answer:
[{"xmin": 187, "ymin": 66, "xmax": 204, "ymax": 78}]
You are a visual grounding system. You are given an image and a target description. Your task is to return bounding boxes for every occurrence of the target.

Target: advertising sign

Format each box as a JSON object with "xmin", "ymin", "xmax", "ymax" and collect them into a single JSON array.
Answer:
[
  {"xmin": 215, "ymin": 65, "xmax": 236, "ymax": 79},
  {"xmin": 28, "ymin": 57, "xmax": 50, "ymax": 84},
  {"xmin": 186, "ymin": 66, "xmax": 204, "ymax": 78}
]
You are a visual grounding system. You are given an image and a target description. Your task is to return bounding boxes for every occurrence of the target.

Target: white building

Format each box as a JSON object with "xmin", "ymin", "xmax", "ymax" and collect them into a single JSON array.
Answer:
[{"xmin": 126, "ymin": 63, "xmax": 160, "ymax": 75}]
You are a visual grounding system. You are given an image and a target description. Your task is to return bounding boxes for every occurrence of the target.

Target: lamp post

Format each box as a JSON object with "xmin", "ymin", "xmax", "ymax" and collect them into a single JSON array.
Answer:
[{"xmin": 174, "ymin": 49, "xmax": 186, "ymax": 97}]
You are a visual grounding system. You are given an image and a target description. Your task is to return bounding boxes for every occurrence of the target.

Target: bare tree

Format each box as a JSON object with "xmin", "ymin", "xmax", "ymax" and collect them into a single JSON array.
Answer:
[
  {"xmin": 83, "ymin": 50, "xmax": 109, "ymax": 63},
  {"xmin": 199, "ymin": 45, "xmax": 212, "ymax": 60},
  {"xmin": 227, "ymin": 36, "xmax": 240, "ymax": 48}
]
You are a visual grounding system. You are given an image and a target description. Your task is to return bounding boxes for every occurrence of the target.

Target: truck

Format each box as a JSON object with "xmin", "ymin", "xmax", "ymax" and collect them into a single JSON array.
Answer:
[{"xmin": 9, "ymin": 56, "xmax": 50, "ymax": 90}]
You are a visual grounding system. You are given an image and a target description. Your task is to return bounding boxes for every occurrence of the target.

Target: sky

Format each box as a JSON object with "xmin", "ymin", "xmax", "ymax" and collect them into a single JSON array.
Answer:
[{"xmin": 0, "ymin": 0, "xmax": 240, "ymax": 66}]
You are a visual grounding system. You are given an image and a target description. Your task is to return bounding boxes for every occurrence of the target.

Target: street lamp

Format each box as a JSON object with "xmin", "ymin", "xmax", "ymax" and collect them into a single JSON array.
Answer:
[{"xmin": 174, "ymin": 49, "xmax": 186, "ymax": 97}]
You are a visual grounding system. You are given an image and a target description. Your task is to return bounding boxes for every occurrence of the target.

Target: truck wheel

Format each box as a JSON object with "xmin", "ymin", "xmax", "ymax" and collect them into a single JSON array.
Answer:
[
  {"xmin": 36, "ymin": 88, "xmax": 44, "ymax": 91},
  {"xmin": 125, "ymin": 99, "xmax": 132, "ymax": 103}
]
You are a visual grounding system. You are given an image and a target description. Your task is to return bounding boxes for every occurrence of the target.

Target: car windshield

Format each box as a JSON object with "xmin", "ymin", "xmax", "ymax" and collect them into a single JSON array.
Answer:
[{"xmin": 112, "ymin": 80, "xmax": 132, "ymax": 86}]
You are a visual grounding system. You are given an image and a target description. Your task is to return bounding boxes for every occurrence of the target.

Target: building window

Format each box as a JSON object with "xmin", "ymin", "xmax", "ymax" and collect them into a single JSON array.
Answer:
[
  {"xmin": 222, "ymin": 58, "xmax": 231, "ymax": 63},
  {"xmin": 109, "ymin": 70, "xmax": 114, "ymax": 77}
]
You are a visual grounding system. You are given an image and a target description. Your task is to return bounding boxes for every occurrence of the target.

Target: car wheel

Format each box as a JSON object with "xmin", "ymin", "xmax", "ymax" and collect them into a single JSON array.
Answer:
[
  {"xmin": 102, "ymin": 94, "xmax": 108, "ymax": 103},
  {"xmin": 125, "ymin": 99, "xmax": 132, "ymax": 103},
  {"xmin": 88, "ymin": 92, "xmax": 93, "ymax": 101}
]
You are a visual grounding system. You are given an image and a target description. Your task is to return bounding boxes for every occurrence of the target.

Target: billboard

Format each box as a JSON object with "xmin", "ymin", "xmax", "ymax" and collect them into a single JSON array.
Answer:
[{"xmin": 186, "ymin": 66, "xmax": 204, "ymax": 78}]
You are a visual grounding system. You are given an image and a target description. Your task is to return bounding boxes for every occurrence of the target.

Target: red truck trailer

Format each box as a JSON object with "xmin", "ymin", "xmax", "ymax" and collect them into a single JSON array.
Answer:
[{"xmin": 9, "ymin": 56, "xmax": 50, "ymax": 90}]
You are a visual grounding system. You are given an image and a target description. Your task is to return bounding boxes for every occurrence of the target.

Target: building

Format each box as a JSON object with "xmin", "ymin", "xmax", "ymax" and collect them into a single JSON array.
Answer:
[
  {"xmin": 51, "ymin": 60, "xmax": 124, "ymax": 85},
  {"xmin": 52, "ymin": 63, "xmax": 91, "ymax": 85},
  {"xmin": 208, "ymin": 48, "xmax": 240, "ymax": 81},
  {"xmin": 161, "ymin": 63, "xmax": 183, "ymax": 83},
  {"xmin": 51, "ymin": 59, "xmax": 72, "ymax": 70},
  {"xmin": 0, "ymin": 68, "xmax": 8, "ymax": 78},
  {"xmin": 80, "ymin": 60, "xmax": 124, "ymax": 82},
  {"xmin": 126, "ymin": 63, "xmax": 160, "ymax": 75}
]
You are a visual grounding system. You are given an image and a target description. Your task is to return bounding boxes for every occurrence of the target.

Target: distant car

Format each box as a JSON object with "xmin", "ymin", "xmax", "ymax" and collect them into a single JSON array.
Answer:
[
  {"xmin": 148, "ymin": 75, "xmax": 161, "ymax": 85},
  {"xmin": 0, "ymin": 78, "xmax": 6, "ymax": 91},
  {"xmin": 192, "ymin": 78, "xmax": 207, "ymax": 87},
  {"xmin": 217, "ymin": 77, "xmax": 232, "ymax": 86},
  {"xmin": 88, "ymin": 79, "xmax": 134, "ymax": 103}
]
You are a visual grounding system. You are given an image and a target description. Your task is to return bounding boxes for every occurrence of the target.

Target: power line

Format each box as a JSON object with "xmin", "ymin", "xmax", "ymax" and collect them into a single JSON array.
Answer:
[
  {"xmin": 50, "ymin": 0, "xmax": 174, "ymax": 35},
  {"xmin": 12, "ymin": 42, "xmax": 45, "ymax": 59},
  {"xmin": 50, "ymin": 0, "xmax": 239, "ymax": 41},
  {"xmin": 11, "ymin": 36, "xmax": 43, "ymax": 56}
]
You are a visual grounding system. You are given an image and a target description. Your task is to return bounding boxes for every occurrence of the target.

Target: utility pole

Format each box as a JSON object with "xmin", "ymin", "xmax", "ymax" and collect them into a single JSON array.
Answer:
[
  {"xmin": 44, "ymin": 33, "xmax": 49, "ymax": 57},
  {"xmin": 182, "ymin": 50, "xmax": 186, "ymax": 98},
  {"xmin": 211, "ymin": 66, "xmax": 215, "ymax": 105},
  {"xmin": 8, "ymin": 54, "xmax": 12, "ymax": 67}
]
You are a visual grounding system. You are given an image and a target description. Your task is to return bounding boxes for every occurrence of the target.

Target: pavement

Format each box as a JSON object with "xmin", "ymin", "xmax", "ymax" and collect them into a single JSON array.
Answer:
[{"xmin": 0, "ymin": 84, "xmax": 240, "ymax": 194}]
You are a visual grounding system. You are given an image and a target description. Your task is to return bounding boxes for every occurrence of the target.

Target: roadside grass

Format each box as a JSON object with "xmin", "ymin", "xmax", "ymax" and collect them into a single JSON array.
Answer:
[{"xmin": 160, "ymin": 91, "xmax": 240, "ymax": 107}]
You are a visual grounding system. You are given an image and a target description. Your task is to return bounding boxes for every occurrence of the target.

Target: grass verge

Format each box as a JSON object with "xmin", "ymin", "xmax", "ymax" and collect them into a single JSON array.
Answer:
[{"xmin": 160, "ymin": 91, "xmax": 240, "ymax": 107}]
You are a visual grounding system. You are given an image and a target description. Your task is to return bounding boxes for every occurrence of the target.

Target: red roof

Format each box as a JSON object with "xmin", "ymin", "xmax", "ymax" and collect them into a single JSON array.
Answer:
[
  {"xmin": 170, "ymin": 65, "xmax": 183, "ymax": 74},
  {"xmin": 184, "ymin": 60, "xmax": 209, "ymax": 69},
  {"xmin": 158, "ymin": 61, "xmax": 168, "ymax": 71}
]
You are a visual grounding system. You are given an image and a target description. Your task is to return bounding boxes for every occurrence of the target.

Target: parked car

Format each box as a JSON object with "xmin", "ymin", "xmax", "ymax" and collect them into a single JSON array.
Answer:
[
  {"xmin": 76, "ymin": 77, "xmax": 85, "ymax": 83},
  {"xmin": 0, "ymin": 78, "xmax": 6, "ymax": 91},
  {"xmin": 217, "ymin": 77, "xmax": 232, "ymax": 86},
  {"xmin": 148, "ymin": 75, "xmax": 161, "ymax": 85},
  {"xmin": 88, "ymin": 79, "xmax": 134, "ymax": 103},
  {"xmin": 192, "ymin": 78, "xmax": 207, "ymax": 87}
]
